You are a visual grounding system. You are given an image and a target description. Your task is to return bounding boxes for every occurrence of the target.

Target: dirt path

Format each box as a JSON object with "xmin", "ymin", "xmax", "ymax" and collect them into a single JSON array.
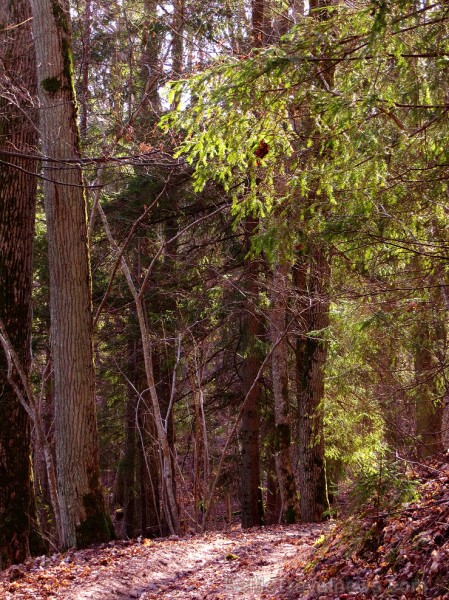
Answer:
[{"xmin": 1, "ymin": 524, "xmax": 325, "ymax": 599}]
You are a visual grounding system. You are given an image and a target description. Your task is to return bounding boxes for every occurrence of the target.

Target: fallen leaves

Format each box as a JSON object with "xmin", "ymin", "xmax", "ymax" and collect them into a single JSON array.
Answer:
[
  {"xmin": 0, "ymin": 525, "xmax": 324, "ymax": 599},
  {"xmin": 279, "ymin": 458, "xmax": 449, "ymax": 599},
  {"xmin": 4, "ymin": 460, "xmax": 448, "ymax": 600}
]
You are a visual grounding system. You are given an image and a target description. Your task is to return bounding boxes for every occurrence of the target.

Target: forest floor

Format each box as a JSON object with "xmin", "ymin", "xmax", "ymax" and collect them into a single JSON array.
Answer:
[
  {"xmin": 2, "ymin": 457, "xmax": 449, "ymax": 599},
  {"xmin": 0, "ymin": 522, "xmax": 325, "ymax": 599}
]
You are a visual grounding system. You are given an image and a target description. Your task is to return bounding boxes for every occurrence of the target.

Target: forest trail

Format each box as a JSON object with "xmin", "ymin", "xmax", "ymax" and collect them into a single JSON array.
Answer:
[{"xmin": 1, "ymin": 523, "xmax": 325, "ymax": 599}]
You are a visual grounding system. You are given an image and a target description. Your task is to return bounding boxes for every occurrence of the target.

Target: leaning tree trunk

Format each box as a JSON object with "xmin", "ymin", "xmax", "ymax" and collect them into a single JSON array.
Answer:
[
  {"xmin": 295, "ymin": 244, "xmax": 330, "ymax": 522},
  {"xmin": 0, "ymin": 0, "xmax": 40, "ymax": 566},
  {"xmin": 270, "ymin": 256, "xmax": 300, "ymax": 523},
  {"xmin": 30, "ymin": 0, "xmax": 113, "ymax": 549}
]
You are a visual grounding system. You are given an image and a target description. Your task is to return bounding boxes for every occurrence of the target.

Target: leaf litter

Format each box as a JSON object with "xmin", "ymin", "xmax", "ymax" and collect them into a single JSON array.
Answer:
[
  {"xmin": 2, "ymin": 457, "xmax": 449, "ymax": 599},
  {"xmin": 0, "ymin": 524, "xmax": 324, "ymax": 599}
]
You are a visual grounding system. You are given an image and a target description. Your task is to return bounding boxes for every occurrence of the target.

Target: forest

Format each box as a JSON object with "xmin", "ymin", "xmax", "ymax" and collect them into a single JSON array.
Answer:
[{"xmin": 1, "ymin": 0, "xmax": 449, "ymax": 596}]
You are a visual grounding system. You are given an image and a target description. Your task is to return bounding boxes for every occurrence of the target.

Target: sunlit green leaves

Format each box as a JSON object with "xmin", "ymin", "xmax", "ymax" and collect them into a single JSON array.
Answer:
[{"xmin": 162, "ymin": 2, "xmax": 449, "ymax": 247}]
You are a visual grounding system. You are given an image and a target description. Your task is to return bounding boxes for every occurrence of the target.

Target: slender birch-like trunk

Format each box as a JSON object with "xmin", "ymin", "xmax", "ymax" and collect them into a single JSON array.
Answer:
[{"xmin": 97, "ymin": 202, "xmax": 181, "ymax": 534}]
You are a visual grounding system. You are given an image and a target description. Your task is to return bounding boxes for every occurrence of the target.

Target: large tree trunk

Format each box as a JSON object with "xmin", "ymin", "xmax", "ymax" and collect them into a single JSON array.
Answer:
[
  {"xmin": 30, "ymin": 0, "xmax": 113, "ymax": 549},
  {"xmin": 270, "ymin": 257, "xmax": 300, "ymax": 523},
  {"xmin": 414, "ymin": 320, "xmax": 444, "ymax": 459},
  {"xmin": 237, "ymin": 0, "xmax": 267, "ymax": 532},
  {"xmin": 239, "ymin": 217, "xmax": 264, "ymax": 528},
  {"xmin": 0, "ymin": 0, "xmax": 40, "ymax": 566},
  {"xmin": 295, "ymin": 245, "xmax": 330, "ymax": 522},
  {"xmin": 291, "ymin": 0, "xmax": 333, "ymax": 524}
]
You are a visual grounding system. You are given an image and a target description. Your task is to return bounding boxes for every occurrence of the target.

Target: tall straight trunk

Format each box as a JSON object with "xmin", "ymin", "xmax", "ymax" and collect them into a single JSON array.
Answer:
[
  {"xmin": 30, "ymin": 0, "xmax": 113, "ymax": 549},
  {"xmin": 32, "ymin": 358, "xmax": 62, "ymax": 544},
  {"xmin": 414, "ymin": 320, "xmax": 444, "ymax": 459},
  {"xmin": 265, "ymin": 451, "xmax": 282, "ymax": 524},
  {"xmin": 239, "ymin": 217, "xmax": 264, "ymax": 528},
  {"xmin": 290, "ymin": 0, "xmax": 333, "ymax": 524},
  {"xmin": 141, "ymin": 0, "xmax": 162, "ymax": 114},
  {"xmin": 172, "ymin": 0, "xmax": 184, "ymax": 75},
  {"xmin": 0, "ymin": 0, "xmax": 39, "ymax": 565},
  {"xmin": 270, "ymin": 257, "xmax": 300, "ymax": 523},
  {"xmin": 134, "ymin": 297, "xmax": 180, "ymax": 534},
  {"xmin": 122, "ymin": 335, "xmax": 161, "ymax": 538},
  {"xmin": 237, "ymin": 0, "xmax": 267, "ymax": 531},
  {"xmin": 252, "ymin": 0, "xmax": 266, "ymax": 46},
  {"xmin": 190, "ymin": 351, "xmax": 210, "ymax": 530},
  {"xmin": 138, "ymin": 403, "xmax": 161, "ymax": 537},
  {"xmin": 79, "ymin": 0, "xmax": 92, "ymax": 137},
  {"xmin": 122, "ymin": 342, "xmax": 138, "ymax": 538},
  {"xmin": 295, "ymin": 245, "xmax": 330, "ymax": 522}
]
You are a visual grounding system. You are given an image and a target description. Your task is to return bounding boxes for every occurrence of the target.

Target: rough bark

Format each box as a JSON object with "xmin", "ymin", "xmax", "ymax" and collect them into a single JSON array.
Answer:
[
  {"xmin": 270, "ymin": 257, "xmax": 300, "ymax": 523},
  {"xmin": 236, "ymin": 0, "xmax": 267, "ymax": 532},
  {"xmin": 295, "ymin": 245, "xmax": 330, "ymax": 522},
  {"xmin": 265, "ymin": 448, "xmax": 282, "ymax": 525},
  {"xmin": 79, "ymin": 0, "xmax": 92, "ymax": 137},
  {"xmin": 239, "ymin": 217, "xmax": 264, "ymax": 528},
  {"xmin": 252, "ymin": 0, "xmax": 266, "ymax": 46},
  {"xmin": 290, "ymin": 0, "xmax": 334, "ymax": 524},
  {"xmin": 34, "ymin": 356, "xmax": 66, "ymax": 544},
  {"xmin": 122, "ymin": 336, "xmax": 161, "ymax": 538},
  {"xmin": 414, "ymin": 321, "xmax": 444, "ymax": 459},
  {"xmin": 29, "ymin": 0, "xmax": 113, "ymax": 549},
  {"xmin": 0, "ymin": 0, "xmax": 39, "ymax": 565},
  {"xmin": 172, "ymin": 0, "xmax": 184, "ymax": 75},
  {"xmin": 141, "ymin": 0, "xmax": 162, "ymax": 115}
]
